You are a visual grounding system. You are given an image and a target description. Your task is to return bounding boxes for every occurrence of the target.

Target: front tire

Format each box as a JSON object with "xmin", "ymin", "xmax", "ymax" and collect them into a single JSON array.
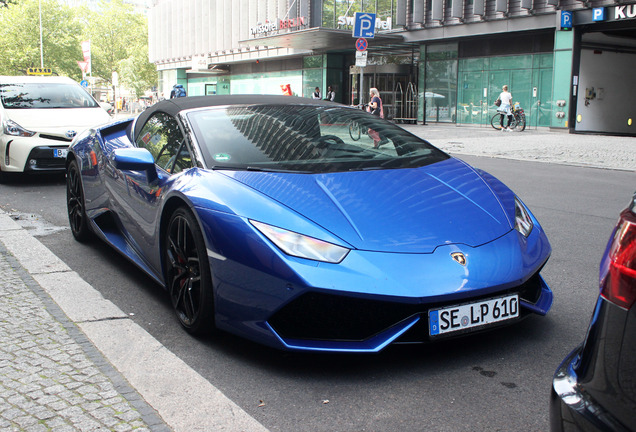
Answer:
[
  {"xmin": 164, "ymin": 207, "xmax": 215, "ymax": 335},
  {"xmin": 490, "ymin": 113, "xmax": 503, "ymax": 130},
  {"xmin": 66, "ymin": 159, "xmax": 92, "ymax": 242}
]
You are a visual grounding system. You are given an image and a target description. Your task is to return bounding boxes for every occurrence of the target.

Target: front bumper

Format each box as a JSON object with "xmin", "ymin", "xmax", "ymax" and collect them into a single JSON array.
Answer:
[
  {"xmin": 1, "ymin": 135, "xmax": 71, "ymax": 173},
  {"xmin": 205, "ymin": 208, "xmax": 553, "ymax": 353}
]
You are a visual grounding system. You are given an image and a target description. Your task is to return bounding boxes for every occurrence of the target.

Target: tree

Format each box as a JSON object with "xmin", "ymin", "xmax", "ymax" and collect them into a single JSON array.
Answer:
[
  {"xmin": 0, "ymin": 0, "xmax": 18, "ymax": 8},
  {"xmin": 0, "ymin": 0, "xmax": 157, "ymax": 97},
  {"xmin": 0, "ymin": 0, "xmax": 83, "ymax": 78},
  {"xmin": 83, "ymin": 0, "xmax": 157, "ymax": 93}
]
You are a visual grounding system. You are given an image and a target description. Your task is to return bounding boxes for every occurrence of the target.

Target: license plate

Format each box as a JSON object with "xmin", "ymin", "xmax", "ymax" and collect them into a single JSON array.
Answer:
[
  {"xmin": 54, "ymin": 149, "xmax": 68, "ymax": 158},
  {"xmin": 429, "ymin": 294, "xmax": 519, "ymax": 337}
]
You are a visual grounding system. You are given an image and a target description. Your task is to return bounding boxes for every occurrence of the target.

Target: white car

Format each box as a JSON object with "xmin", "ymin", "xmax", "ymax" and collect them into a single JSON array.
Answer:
[{"xmin": 0, "ymin": 75, "xmax": 111, "ymax": 181}]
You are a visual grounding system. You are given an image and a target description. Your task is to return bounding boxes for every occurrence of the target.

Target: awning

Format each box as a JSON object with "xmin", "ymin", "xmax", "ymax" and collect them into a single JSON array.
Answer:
[{"xmin": 239, "ymin": 27, "xmax": 406, "ymax": 53}]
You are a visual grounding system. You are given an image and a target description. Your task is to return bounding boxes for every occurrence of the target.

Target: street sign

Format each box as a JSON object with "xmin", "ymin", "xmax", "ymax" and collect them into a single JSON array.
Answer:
[
  {"xmin": 353, "ymin": 12, "xmax": 376, "ymax": 38},
  {"xmin": 558, "ymin": 10, "xmax": 573, "ymax": 30},
  {"xmin": 355, "ymin": 51, "xmax": 368, "ymax": 67},
  {"xmin": 80, "ymin": 80, "xmax": 89, "ymax": 88},
  {"xmin": 26, "ymin": 67, "xmax": 52, "ymax": 76},
  {"xmin": 355, "ymin": 38, "xmax": 368, "ymax": 51}
]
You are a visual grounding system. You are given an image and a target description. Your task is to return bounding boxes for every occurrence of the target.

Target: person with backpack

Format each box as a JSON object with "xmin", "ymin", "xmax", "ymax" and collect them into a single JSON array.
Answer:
[{"xmin": 170, "ymin": 84, "xmax": 186, "ymax": 99}]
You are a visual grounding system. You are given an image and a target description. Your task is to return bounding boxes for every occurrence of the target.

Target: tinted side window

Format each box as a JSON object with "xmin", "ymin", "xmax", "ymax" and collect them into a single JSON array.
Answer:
[{"xmin": 135, "ymin": 112, "xmax": 192, "ymax": 174}]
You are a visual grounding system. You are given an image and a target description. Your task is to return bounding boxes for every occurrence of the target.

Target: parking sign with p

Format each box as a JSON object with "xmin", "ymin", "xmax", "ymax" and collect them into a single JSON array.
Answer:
[{"xmin": 353, "ymin": 12, "xmax": 376, "ymax": 38}]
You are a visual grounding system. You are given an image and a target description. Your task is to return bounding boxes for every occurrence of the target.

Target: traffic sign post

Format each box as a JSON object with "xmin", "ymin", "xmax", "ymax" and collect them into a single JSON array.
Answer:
[
  {"xmin": 352, "ymin": 12, "xmax": 376, "ymax": 106},
  {"xmin": 355, "ymin": 51, "xmax": 368, "ymax": 67},
  {"xmin": 352, "ymin": 12, "xmax": 376, "ymax": 38}
]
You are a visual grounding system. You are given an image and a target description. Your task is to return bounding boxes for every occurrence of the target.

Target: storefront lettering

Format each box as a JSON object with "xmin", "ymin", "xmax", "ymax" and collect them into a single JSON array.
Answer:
[
  {"xmin": 614, "ymin": 4, "xmax": 636, "ymax": 19},
  {"xmin": 250, "ymin": 17, "xmax": 307, "ymax": 36},
  {"xmin": 251, "ymin": 21, "xmax": 277, "ymax": 35},
  {"xmin": 338, "ymin": 15, "xmax": 392, "ymax": 30},
  {"xmin": 279, "ymin": 17, "xmax": 305, "ymax": 29}
]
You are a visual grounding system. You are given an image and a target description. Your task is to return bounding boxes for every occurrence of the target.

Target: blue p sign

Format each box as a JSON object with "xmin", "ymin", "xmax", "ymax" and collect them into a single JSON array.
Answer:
[
  {"xmin": 353, "ymin": 12, "xmax": 376, "ymax": 38},
  {"xmin": 593, "ymin": 8, "xmax": 605, "ymax": 21},
  {"xmin": 560, "ymin": 11, "xmax": 573, "ymax": 30}
]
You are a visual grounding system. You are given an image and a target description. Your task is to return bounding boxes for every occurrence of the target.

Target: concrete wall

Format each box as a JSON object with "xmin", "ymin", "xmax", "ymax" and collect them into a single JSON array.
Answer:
[
  {"xmin": 148, "ymin": 0, "xmax": 309, "ymax": 68},
  {"xmin": 575, "ymin": 48, "xmax": 636, "ymax": 134}
]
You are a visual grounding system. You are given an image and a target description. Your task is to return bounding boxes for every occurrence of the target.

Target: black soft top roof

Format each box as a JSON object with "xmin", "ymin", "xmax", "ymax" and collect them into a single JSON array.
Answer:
[{"xmin": 133, "ymin": 95, "xmax": 341, "ymax": 141}]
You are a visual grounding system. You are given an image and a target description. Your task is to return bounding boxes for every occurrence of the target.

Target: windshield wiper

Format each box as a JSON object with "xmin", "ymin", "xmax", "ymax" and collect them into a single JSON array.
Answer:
[
  {"xmin": 210, "ymin": 165, "xmax": 311, "ymax": 174},
  {"xmin": 247, "ymin": 166, "xmax": 312, "ymax": 174}
]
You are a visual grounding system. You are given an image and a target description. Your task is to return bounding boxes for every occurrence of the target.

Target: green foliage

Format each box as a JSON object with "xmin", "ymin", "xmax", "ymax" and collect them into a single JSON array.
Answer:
[
  {"xmin": 0, "ymin": 0, "xmax": 82, "ymax": 78},
  {"xmin": 0, "ymin": 0, "xmax": 156, "ymax": 95}
]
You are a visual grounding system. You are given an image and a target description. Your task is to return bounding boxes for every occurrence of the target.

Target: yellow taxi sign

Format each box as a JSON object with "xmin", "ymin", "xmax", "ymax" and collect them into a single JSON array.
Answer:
[{"xmin": 27, "ymin": 67, "xmax": 52, "ymax": 76}]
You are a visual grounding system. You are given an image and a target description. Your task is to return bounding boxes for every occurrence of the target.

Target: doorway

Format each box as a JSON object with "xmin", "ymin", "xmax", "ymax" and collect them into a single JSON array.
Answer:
[{"xmin": 349, "ymin": 64, "xmax": 416, "ymax": 120}]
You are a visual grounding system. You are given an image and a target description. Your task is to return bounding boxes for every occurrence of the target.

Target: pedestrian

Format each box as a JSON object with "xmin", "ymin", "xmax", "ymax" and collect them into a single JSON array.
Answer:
[
  {"xmin": 324, "ymin": 85, "xmax": 335, "ymax": 102},
  {"xmin": 367, "ymin": 88, "xmax": 383, "ymax": 118},
  {"xmin": 170, "ymin": 84, "xmax": 186, "ymax": 99},
  {"xmin": 367, "ymin": 88, "xmax": 387, "ymax": 148},
  {"xmin": 312, "ymin": 87, "xmax": 321, "ymax": 99},
  {"xmin": 497, "ymin": 85, "xmax": 513, "ymax": 131}
]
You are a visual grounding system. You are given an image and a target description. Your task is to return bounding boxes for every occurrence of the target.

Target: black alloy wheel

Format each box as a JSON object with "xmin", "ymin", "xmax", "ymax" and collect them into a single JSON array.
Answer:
[
  {"xmin": 66, "ymin": 159, "xmax": 92, "ymax": 242},
  {"xmin": 164, "ymin": 207, "xmax": 215, "ymax": 335}
]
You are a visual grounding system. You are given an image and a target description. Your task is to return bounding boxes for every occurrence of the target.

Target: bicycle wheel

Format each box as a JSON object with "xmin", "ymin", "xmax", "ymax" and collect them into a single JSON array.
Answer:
[
  {"xmin": 349, "ymin": 121, "xmax": 361, "ymax": 140},
  {"xmin": 508, "ymin": 116, "xmax": 518, "ymax": 131},
  {"xmin": 515, "ymin": 113, "xmax": 526, "ymax": 131},
  {"xmin": 490, "ymin": 113, "xmax": 504, "ymax": 130}
]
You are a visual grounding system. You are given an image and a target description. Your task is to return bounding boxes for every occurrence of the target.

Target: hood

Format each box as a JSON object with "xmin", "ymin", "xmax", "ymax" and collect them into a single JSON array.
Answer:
[
  {"xmin": 4, "ymin": 107, "xmax": 111, "ymax": 134},
  {"xmin": 224, "ymin": 158, "xmax": 513, "ymax": 253}
]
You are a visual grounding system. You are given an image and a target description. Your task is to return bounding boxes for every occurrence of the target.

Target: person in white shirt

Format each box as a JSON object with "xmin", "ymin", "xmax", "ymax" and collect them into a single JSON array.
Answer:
[
  {"xmin": 498, "ymin": 85, "xmax": 513, "ymax": 131},
  {"xmin": 312, "ymin": 87, "xmax": 321, "ymax": 99},
  {"xmin": 324, "ymin": 85, "xmax": 335, "ymax": 102}
]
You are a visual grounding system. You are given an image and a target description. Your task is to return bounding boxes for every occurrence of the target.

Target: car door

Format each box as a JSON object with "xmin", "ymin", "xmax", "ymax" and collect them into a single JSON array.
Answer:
[{"xmin": 115, "ymin": 111, "xmax": 194, "ymax": 270}]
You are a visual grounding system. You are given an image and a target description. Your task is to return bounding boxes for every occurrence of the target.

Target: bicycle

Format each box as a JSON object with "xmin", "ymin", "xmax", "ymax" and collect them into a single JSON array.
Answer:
[
  {"xmin": 348, "ymin": 104, "xmax": 368, "ymax": 141},
  {"xmin": 490, "ymin": 103, "xmax": 526, "ymax": 131}
]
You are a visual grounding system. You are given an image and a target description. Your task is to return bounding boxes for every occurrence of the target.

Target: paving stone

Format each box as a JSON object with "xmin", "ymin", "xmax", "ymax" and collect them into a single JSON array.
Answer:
[{"xmin": 0, "ymin": 250, "xmax": 164, "ymax": 432}]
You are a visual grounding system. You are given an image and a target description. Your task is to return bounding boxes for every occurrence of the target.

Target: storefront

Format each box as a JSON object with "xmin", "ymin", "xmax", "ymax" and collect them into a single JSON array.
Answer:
[
  {"xmin": 148, "ymin": 0, "xmax": 636, "ymax": 135},
  {"xmin": 420, "ymin": 34, "xmax": 555, "ymax": 127}
]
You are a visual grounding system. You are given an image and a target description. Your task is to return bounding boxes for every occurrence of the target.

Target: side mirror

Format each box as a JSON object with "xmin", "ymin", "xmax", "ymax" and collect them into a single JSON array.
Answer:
[{"xmin": 111, "ymin": 148, "xmax": 158, "ymax": 182}]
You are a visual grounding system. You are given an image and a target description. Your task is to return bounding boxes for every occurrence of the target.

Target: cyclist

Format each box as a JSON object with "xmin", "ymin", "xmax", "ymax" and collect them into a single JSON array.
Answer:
[{"xmin": 497, "ymin": 85, "xmax": 513, "ymax": 131}]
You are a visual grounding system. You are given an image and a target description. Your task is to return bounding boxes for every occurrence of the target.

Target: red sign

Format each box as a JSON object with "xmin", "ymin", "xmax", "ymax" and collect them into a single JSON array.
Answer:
[{"xmin": 356, "ymin": 38, "xmax": 368, "ymax": 51}]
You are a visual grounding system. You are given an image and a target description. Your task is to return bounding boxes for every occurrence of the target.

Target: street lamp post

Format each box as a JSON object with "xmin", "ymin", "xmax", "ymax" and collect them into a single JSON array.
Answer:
[{"xmin": 38, "ymin": 0, "xmax": 44, "ymax": 68}]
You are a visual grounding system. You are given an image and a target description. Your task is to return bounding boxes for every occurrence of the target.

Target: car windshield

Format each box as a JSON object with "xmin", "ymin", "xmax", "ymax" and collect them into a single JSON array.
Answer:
[
  {"xmin": 0, "ymin": 82, "xmax": 99, "ymax": 109},
  {"xmin": 186, "ymin": 104, "xmax": 449, "ymax": 173}
]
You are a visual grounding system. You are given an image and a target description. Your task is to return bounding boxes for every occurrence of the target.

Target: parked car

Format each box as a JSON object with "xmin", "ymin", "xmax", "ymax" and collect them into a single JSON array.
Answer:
[
  {"xmin": 65, "ymin": 95, "xmax": 553, "ymax": 352},
  {"xmin": 550, "ymin": 192, "xmax": 636, "ymax": 431},
  {"xmin": 0, "ymin": 75, "xmax": 111, "ymax": 181},
  {"xmin": 99, "ymin": 101, "xmax": 114, "ymax": 115}
]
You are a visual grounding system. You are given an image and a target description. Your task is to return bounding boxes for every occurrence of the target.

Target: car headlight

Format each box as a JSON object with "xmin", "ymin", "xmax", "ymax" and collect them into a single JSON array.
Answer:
[
  {"xmin": 250, "ymin": 220, "xmax": 349, "ymax": 263},
  {"xmin": 514, "ymin": 197, "xmax": 534, "ymax": 237},
  {"xmin": 3, "ymin": 120, "xmax": 35, "ymax": 137}
]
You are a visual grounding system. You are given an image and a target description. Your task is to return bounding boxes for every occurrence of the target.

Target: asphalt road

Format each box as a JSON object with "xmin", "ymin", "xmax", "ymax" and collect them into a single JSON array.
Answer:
[{"xmin": 1, "ymin": 155, "xmax": 634, "ymax": 432}]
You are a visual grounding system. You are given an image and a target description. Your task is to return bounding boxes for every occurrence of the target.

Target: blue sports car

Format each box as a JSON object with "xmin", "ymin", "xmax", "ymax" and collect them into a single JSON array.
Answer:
[{"xmin": 65, "ymin": 95, "xmax": 553, "ymax": 353}]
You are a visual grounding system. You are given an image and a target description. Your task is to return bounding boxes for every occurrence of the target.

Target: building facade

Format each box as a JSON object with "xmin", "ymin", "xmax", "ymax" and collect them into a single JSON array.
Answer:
[{"xmin": 148, "ymin": 0, "xmax": 636, "ymax": 135}]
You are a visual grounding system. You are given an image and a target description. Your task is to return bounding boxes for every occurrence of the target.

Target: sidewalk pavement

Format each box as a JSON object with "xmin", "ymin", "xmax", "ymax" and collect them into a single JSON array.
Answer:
[
  {"xmin": 0, "ymin": 124, "xmax": 634, "ymax": 432},
  {"xmin": 0, "ymin": 213, "xmax": 268, "ymax": 432},
  {"xmin": 401, "ymin": 123, "xmax": 636, "ymax": 171}
]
